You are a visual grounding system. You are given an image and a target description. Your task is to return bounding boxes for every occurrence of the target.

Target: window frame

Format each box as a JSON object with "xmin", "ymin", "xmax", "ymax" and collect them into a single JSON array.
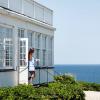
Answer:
[
  {"xmin": 18, "ymin": 28, "xmax": 25, "ymax": 38},
  {"xmin": 43, "ymin": 50, "xmax": 46, "ymax": 66},
  {"xmin": 18, "ymin": 38, "xmax": 28, "ymax": 67},
  {"xmin": 0, "ymin": 26, "xmax": 14, "ymax": 70}
]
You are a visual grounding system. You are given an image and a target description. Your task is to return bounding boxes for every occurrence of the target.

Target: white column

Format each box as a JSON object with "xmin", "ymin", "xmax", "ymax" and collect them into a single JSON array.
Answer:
[
  {"xmin": 46, "ymin": 36, "xmax": 49, "ymax": 66},
  {"xmin": 13, "ymin": 26, "xmax": 19, "ymax": 86},
  {"xmin": 32, "ymin": 32, "xmax": 35, "ymax": 48},
  {"xmin": 52, "ymin": 36, "xmax": 54, "ymax": 66},
  {"xmin": 33, "ymin": 32, "xmax": 36, "ymax": 59},
  {"xmin": 33, "ymin": 32, "xmax": 36, "ymax": 48},
  {"xmin": 13, "ymin": 26, "xmax": 18, "ymax": 70},
  {"xmin": 40, "ymin": 34, "xmax": 43, "ymax": 67}
]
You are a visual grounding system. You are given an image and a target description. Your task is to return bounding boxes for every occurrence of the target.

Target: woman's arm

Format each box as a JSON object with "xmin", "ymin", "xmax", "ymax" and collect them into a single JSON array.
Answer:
[{"xmin": 34, "ymin": 59, "xmax": 40, "ymax": 62}]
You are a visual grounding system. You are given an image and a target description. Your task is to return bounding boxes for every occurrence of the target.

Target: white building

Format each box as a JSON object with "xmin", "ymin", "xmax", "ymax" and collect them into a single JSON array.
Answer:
[{"xmin": 0, "ymin": 0, "xmax": 55, "ymax": 87}]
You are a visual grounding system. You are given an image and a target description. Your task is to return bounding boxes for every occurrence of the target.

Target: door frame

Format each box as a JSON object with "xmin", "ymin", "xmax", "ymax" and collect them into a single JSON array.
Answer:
[{"xmin": 18, "ymin": 38, "xmax": 28, "ymax": 84}]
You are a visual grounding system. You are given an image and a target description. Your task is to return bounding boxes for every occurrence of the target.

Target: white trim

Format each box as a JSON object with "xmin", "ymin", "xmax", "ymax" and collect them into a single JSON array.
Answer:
[
  {"xmin": 8, "ymin": 0, "xmax": 10, "ymax": 8},
  {"xmin": 0, "ymin": 26, "xmax": 14, "ymax": 70},
  {"xmin": 25, "ymin": 0, "xmax": 34, "ymax": 5},
  {"xmin": 0, "ymin": 7, "xmax": 56, "ymax": 31},
  {"xmin": 34, "ymin": 0, "xmax": 53, "ymax": 12},
  {"xmin": 0, "ymin": 22, "xmax": 14, "ymax": 28},
  {"xmin": 19, "ymin": 38, "xmax": 28, "ymax": 84},
  {"xmin": 19, "ymin": 38, "xmax": 28, "ymax": 67},
  {"xmin": 33, "ymin": 1, "xmax": 35, "ymax": 18},
  {"xmin": 4, "ymin": 38, "xmax": 13, "ymax": 68},
  {"xmin": 22, "ymin": 0, "xmax": 24, "ymax": 14},
  {"xmin": 0, "ymin": 67, "xmax": 13, "ymax": 69}
]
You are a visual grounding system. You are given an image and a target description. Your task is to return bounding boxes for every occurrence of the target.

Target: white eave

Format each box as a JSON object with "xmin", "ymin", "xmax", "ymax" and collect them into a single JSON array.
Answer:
[{"xmin": 0, "ymin": 7, "xmax": 56, "ymax": 31}]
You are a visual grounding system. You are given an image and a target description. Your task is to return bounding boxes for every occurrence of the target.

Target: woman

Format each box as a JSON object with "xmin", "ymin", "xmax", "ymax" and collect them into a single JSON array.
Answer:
[{"xmin": 28, "ymin": 48, "xmax": 36, "ymax": 84}]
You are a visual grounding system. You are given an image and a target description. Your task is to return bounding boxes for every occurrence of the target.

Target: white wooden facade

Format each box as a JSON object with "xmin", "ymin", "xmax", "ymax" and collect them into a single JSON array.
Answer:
[{"xmin": 0, "ymin": 0, "xmax": 55, "ymax": 87}]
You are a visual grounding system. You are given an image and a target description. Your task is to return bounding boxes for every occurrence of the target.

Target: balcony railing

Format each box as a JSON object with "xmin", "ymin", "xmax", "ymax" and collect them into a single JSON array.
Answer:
[{"xmin": 0, "ymin": 0, "xmax": 53, "ymax": 25}]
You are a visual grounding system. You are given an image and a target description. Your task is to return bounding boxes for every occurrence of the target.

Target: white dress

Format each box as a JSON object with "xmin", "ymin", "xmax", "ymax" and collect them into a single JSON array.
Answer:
[{"xmin": 29, "ymin": 57, "xmax": 35, "ymax": 71}]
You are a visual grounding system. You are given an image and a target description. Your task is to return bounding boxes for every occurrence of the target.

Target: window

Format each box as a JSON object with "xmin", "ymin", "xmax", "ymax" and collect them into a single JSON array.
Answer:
[
  {"xmin": 50, "ymin": 37, "xmax": 53, "ymax": 50},
  {"xmin": 18, "ymin": 29, "xmax": 28, "ymax": 67},
  {"xmin": 18, "ymin": 28, "xmax": 24, "ymax": 38},
  {"xmin": 4, "ymin": 39, "xmax": 13, "ymax": 67},
  {"xmin": 0, "ymin": 26, "xmax": 13, "ymax": 68},
  {"xmin": 48, "ymin": 51, "xmax": 52, "ymax": 66},
  {"xmin": 43, "ymin": 50, "xmax": 46, "ymax": 66},
  {"xmin": 44, "ymin": 36, "xmax": 46, "ymax": 49},
  {"xmin": 48, "ymin": 37, "xmax": 53, "ymax": 50},
  {"xmin": 47, "ymin": 36, "xmax": 53, "ymax": 66},
  {"xmin": 37, "ymin": 34, "xmax": 41, "ymax": 48},
  {"xmin": 35, "ymin": 49, "xmax": 40, "ymax": 67},
  {"xmin": 28, "ymin": 32, "xmax": 32, "ymax": 48},
  {"xmin": 42, "ymin": 35, "xmax": 46, "ymax": 49},
  {"xmin": 0, "ymin": 39, "xmax": 3, "ymax": 67},
  {"xmin": 35, "ymin": 33, "xmax": 41, "ymax": 48},
  {"xmin": 19, "ymin": 40, "xmax": 26, "ymax": 66}
]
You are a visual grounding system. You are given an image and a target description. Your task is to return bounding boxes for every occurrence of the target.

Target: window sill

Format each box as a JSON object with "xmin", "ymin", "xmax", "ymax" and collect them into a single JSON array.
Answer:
[{"xmin": 0, "ymin": 68, "xmax": 15, "ymax": 72}]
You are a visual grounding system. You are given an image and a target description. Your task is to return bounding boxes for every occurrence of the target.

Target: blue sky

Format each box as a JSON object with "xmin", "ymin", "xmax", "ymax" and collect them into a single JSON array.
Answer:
[{"xmin": 37, "ymin": 0, "xmax": 100, "ymax": 64}]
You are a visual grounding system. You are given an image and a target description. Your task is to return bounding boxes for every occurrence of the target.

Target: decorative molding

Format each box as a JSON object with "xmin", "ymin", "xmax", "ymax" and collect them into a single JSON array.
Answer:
[{"xmin": 0, "ymin": 6, "xmax": 56, "ymax": 31}]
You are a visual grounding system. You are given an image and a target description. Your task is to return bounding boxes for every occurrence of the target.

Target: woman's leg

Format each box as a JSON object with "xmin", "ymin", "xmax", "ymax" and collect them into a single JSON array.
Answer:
[
  {"xmin": 28, "ymin": 71, "xmax": 35, "ymax": 84},
  {"xmin": 31, "ymin": 71, "xmax": 35, "ymax": 79}
]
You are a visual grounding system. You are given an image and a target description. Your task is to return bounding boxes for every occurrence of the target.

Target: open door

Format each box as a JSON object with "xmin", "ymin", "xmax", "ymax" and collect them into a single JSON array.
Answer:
[{"xmin": 18, "ymin": 38, "xmax": 28, "ymax": 84}]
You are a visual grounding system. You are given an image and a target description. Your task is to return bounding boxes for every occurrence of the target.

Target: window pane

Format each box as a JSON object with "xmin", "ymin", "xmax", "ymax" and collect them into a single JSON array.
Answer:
[
  {"xmin": 22, "ymin": 41, "xmax": 26, "ymax": 46},
  {"xmin": 0, "ymin": 27, "xmax": 15, "ymax": 68},
  {"xmin": 0, "ymin": 42, "xmax": 3, "ymax": 67},
  {"xmin": 0, "ymin": 61, "xmax": 3, "ymax": 67},
  {"xmin": 10, "ymin": 60, "xmax": 13, "ymax": 66},
  {"xmin": 37, "ymin": 34, "xmax": 40, "ymax": 48},
  {"xmin": 18, "ymin": 29, "xmax": 24, "ymax": 38},
  {"xmin": 20, "ymin": 60, "xmax": 23, "ymax": 66},
  {"xmin": 27, "ymin": 31, "xmax": 35, "ymax": 49},
  {"xmin": 43, "ymin": 50, "xmax": 46, "ymax": 66},
  {"xmin": 19, "ymin": 39, "xmax": 27, "ymax": 67},
  {"xmin": 6, "ymin": 28, "xmax": 12, "ymax": 38},
  {"xmin": 6, "ymin": 54, "xmax": 9, "ymax": 59},
  {"xmin": 20, "ymin": 60, "xmax": 25, "ymax": 66},
  {"xmin": 6, "ymin": 60, "xmax": 9, "ymax": 66},
  {"xmin": 5, "ymin": 39, "xmax": 13, "ymax": 67},
  {"xmin": 20, "ymin": 41, "xmax": 22, "ymax": 46},
  {"xmin": 20, "ymin": 54, "xmax": 25, "ymax": 59}
]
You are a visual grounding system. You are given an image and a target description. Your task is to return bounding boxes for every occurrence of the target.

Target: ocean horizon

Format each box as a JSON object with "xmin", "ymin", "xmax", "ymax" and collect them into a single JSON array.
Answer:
[{"xmin": 54, "ymin": 64, "xmax": 100, "ymax": 83}]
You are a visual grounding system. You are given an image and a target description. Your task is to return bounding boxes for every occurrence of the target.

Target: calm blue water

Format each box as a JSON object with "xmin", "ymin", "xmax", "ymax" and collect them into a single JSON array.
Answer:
[{"xmin": 54, "ymin": 64, "xmax": 100, "ymax": 83}]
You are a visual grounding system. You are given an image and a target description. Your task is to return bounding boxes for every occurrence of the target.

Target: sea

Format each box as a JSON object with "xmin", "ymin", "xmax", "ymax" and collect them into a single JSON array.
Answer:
[{"xmin": 54, "ymin": 64, "xmax": 100, "ymax": 83}]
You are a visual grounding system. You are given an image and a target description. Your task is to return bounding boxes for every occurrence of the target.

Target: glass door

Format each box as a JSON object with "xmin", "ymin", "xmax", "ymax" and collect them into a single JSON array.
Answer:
[{"xmin": 19, "ymin": 38, "xmax": 28, "ymax": 84}]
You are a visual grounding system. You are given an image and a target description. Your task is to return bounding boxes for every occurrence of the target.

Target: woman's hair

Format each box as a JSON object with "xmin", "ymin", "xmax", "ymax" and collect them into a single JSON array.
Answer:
[
  {"xmin": 29, "ymin": 48, "xmax": 34, "ymax": 54},
  {"xmin": 28, "ymin": 48, "xmax": 34, "ymax": 60}
]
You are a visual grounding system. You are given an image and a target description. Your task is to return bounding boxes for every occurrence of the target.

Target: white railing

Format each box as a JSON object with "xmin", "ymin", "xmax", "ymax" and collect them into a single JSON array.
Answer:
[{"xmin": 0, "ymin": 0, "xmax": 53, "ymax": 25}]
